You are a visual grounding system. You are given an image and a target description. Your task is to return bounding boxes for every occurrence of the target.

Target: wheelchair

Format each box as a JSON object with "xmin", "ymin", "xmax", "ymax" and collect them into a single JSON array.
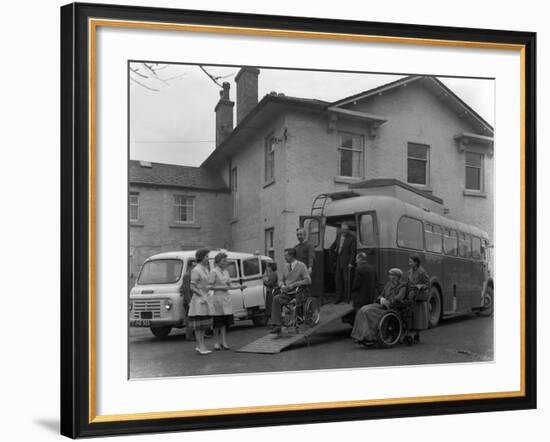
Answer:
[
  {"xmin": 373, "ymin": 285, "xmax": 428, "ymax": 348},
  {"xmin": 275, "ymin": 286, "xmax": 321, "ymax": 333}
]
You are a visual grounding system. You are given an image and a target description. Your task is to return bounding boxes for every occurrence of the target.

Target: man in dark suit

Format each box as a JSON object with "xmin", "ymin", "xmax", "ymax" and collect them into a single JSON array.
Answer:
[
  {"xmin": 330, "ymin": 222, "xmax": 357, "ymax": 303},
  {"xmin": 351, "ymin": 252, "xmax": 378, "ymax": 309}
]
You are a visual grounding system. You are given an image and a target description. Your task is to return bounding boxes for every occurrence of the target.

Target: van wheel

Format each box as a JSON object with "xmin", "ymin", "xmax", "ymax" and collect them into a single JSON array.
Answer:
[
  {"xmin": 252, "ymin": 314, "xmax": 268, "ymax": 327},
  {"xmin": 427, "ymin": 287, "xmax": 442, "ymax": 328},
  {"xmin": 150, "ymin": 326, "xmax": 172, "ymax": 338}
]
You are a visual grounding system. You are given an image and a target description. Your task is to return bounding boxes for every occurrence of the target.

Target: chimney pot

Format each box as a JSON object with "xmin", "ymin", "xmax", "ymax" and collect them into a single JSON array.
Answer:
[{"xmin": 214, "ymin": 82, "xmax": 234, "ymax": 147}]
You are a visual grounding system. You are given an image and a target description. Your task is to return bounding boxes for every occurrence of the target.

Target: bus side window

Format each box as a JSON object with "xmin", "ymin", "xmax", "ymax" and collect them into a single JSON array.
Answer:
[
  {"xmin": 444, "ymin": 228, "xmax": 458, "ymax": 255},
  {"xmin": 472, "ymin": 236, "xmax": 482, "ymax": 259},
  {"xmin": 425, "ymin": 222, "xmax": 442, "ymax": 253},
  {"xmin": 458, "ymin": 232, "xmax": 472, "ymax": 258},
  {"xmin": 397, "ymin": 216, "xmax": 423, "ymax": 250}
]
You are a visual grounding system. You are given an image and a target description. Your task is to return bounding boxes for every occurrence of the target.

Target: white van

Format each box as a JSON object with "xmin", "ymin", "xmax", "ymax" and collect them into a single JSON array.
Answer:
[{"xmin": 129, "ymin": 249, "xmax": 273, "ymax": 338}]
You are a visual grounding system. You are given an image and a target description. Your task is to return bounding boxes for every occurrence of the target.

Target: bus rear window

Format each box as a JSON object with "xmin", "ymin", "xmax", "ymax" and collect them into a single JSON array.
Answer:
[
  {"xmin": 138, "ymin": 259, "xmax": 183, "ymax": 284},
  {"xmin": 303, "ymin": 218, "xmax": 320, "ymax": 248},
  {"xmin": 359, "ymin": 213, "xmax": 376, "ymax": 247},
  {"xmin": 397, "ymin": 216, "xmax": 423, "ymax": 250}
]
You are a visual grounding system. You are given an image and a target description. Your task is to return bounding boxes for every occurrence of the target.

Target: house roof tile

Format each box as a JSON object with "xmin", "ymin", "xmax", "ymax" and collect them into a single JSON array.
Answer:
[{"xmin": 129, "ymin": 160, "xmax": 229, "ymax": 192}]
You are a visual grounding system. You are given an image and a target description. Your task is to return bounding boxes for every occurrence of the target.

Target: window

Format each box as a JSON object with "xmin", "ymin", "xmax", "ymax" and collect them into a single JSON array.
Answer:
[
  {"xmin": 231, "ymin": 167, "xmax": 238, "ymax": 219},
  {"xmin": 338, "ymin": 133, "xmax": 363, "ymax": 178},
  {"xmin": 465, "ymin": 152, "xmax": 484, "ymax": 191},
  {"xmin": 173, "ymin": 195, "xmax": 195, "ymax": 223},
  {"xmin": 138, "ymin": 259, "xmax": 183, "ymax": 285},
  {"xmin": 303, "ymin": 219, "xmax": 320, "ymax": 248},
  {"xmin": 129, "ymin": 192, "xmax": 139, "ymax": 222},
  {"xmin": 359, "ymin": 214, "xmax": 376, "ymax": 247},
  {"xmin": 265, "ymin": 228, "xmax": 274, "ymax": 259},
  {"xmin": 425, "ymin": 223, "xmax": 443, "ymax": 253},
  {"xmin": 265, "ymin": 135, "xmax": 275, "ymax": 183},
  {"xmin": 225, "ymin": 260, "xmax": 238, "ymax": 279},
  {"xmin": 397, "ymin": 217, "xmax": 424, "ymax": 250},
  {"xmin": 443, "ymin": 228, "xmax": 458, "ymax": 255},
  {"xmin": 458, "ymin": 232, "xmax": 472, "ymax": 258},
  {"xmin": 407, "ymin": 142, "xmax": 430, "ymax": 185},
  {"xmin": 472, "ymin": 236, "xmax": 482, "ymax": 259},
  {"xmin": 243, "ymin": 258, "xmax": 261, "ymax": 277}
]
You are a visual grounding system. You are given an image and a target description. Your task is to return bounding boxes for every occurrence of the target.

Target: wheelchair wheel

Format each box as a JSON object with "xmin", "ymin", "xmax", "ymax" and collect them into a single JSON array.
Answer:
[
  {"xmin": 304, "ymin": 297, "xmax": 321, "ymax": 326},
  {"xmin": 377, "ymin": 311, "xmax": 402, "ymax": 348}
]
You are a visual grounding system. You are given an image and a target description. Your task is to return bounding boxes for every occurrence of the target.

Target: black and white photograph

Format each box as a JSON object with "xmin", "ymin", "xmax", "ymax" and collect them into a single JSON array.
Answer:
[{"xmin": 128, "ymin": 63, "xmax": 495, "ymax": 379}]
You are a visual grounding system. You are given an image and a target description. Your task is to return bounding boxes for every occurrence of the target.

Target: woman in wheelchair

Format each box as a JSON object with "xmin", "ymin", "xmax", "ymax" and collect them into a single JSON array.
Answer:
[{"xmin": 350, "ymin": 267, "xmax": 407, "ymax": 346}]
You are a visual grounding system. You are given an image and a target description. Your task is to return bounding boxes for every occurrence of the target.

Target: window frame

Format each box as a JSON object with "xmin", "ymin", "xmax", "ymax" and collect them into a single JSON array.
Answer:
[
  {"xmin": 337, "ymin": 131, "xmax": 364, "ymax": 179},
  {"xmin": 264, "ymin": 133, "xmax": 276, "ymax": 184},
  {"xmin": 396, "ymin": 215, "xmax": 425, "ymax": 251},
  {"xmin": 407, "ymin": 142, "xmax": 430, "ymax": 187},
  {"xmin": 129, "ymin": 191, "xmax": 140, "ymax": 222},
  {"xmin": 465, "ymin": 151, "xmax": 485, "ymax": 192},
  {"xmin": 264, "ymin": 227, "xmax": 274, "ymax": 260},
  {"xmin": 231, "ymin": 167, "xmax": 238, "ymax": 220},
  {"xmin": 173, "ymin": 194, "xmax": 195, "ymax": 224},
  {"xmin": 458, "ymin": 231, "xmax": 473, "ymax": 258}
]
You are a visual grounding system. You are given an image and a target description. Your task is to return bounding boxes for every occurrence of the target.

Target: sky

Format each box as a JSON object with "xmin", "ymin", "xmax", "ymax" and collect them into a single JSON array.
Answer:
[{"xmin": 129, "ymin": 63, "xmax": 494, "ymax": 167}]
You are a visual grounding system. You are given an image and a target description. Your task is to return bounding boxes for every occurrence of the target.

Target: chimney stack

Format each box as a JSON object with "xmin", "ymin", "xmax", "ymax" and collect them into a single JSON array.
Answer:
[
  {"xmin": 215, "ymin": 82, "xmax": 234, "ymax": 147},
  {"xmin": 235, "ymin": 67, "xmax": 260, "ymax": 125}
]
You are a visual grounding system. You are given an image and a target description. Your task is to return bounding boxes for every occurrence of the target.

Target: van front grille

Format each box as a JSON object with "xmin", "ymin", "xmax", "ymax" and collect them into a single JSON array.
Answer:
[{"xmin": 132, "ymin": 299, "xmax": 162, "ymax": 319}]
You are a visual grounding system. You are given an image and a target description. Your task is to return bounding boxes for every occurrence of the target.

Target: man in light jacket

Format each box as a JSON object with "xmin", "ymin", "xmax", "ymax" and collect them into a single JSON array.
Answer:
[{"xmin": 269, "ymin": 248, "xmax": 312, "ymax": 334}]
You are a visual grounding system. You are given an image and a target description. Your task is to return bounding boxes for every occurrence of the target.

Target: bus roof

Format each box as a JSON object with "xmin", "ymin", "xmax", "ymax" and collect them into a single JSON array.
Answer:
[
  {"xmin": 323, "ymin": 194, "xmax": 489, "ymax": 240},
  {"xmin": 144, "ymin": 249, "xmax": 273, "ymax": 262}
]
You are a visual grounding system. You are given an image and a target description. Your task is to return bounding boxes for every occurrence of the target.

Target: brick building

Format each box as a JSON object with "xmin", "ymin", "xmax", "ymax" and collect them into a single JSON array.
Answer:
[
  {"xmin": 130, "ymin": 69, "xmax": 494, "ymax": 274},
  {"xmin": 128, "ymin": 160, "xmax": 231, "ymax": 286}
]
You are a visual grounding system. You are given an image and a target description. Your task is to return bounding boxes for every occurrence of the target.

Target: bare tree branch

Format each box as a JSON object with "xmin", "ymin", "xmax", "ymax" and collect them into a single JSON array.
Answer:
[
  {"xmin": 130, "ymin": 76, "xmax": 160, "ymax": 92},
  {"xmin": 199, "ymin": 65, "xmax": 223, "ymax": 88}
]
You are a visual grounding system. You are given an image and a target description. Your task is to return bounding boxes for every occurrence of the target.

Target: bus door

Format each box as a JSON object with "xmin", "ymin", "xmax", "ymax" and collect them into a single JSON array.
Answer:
[
  {"xmin": 354, "ymin": 211, "xmax": 380, "ymax": 276},
  {"xmin": 299, "ymin": 216, "xmax": 324, "ymax": 296}
]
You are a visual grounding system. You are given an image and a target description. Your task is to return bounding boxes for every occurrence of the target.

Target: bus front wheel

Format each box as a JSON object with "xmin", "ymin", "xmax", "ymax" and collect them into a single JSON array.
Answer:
[
  {"xmin": 150, "ymin": 326, "xmax": 172, "ymax": 338},
  {"xmin": 427, "ymin": 287, "xmax": 442, "ymax": 328}
]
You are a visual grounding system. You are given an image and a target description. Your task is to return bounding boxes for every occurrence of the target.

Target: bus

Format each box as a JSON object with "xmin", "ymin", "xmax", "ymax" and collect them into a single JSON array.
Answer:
[{"xmin": 300, "ymin": 186, "xmax": 494, "ymax": 328}]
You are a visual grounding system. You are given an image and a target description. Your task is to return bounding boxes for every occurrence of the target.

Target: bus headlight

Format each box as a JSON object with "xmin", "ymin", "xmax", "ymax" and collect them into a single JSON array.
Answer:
[
  {"xmin": 129, "ymin": 303, "xmax": 133, "ymax": 311},
  {"xmin": 164, "ymin": 300, "xmax": 173, "ymax": 310}
]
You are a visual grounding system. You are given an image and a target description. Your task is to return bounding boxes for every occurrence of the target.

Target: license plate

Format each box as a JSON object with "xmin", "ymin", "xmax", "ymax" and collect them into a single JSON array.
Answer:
[{"xmin": 131, "ymin": 319, "xmax": 151, "ymax": 326}]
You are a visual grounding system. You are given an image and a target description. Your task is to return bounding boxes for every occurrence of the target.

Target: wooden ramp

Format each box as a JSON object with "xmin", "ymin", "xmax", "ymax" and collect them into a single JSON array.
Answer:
[{"xmin": 236, "ymin": 303, "xmax": 354, "ymax": 354}]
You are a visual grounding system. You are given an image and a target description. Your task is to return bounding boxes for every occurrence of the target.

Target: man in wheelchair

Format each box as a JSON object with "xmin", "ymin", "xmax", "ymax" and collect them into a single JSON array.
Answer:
[
  {"xmin": 350, "ymin": 257, "xmax": 430, "ymax": 347},
  {"xmin": 269, "ymin": 248, "xmax": 312, "ymax": 334}
]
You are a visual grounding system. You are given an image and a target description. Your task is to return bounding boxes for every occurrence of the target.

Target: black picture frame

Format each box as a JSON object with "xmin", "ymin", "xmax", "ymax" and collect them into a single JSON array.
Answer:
[{"xmin": 60, "ymin": 2, "xmax": 537, "ymax": 438}]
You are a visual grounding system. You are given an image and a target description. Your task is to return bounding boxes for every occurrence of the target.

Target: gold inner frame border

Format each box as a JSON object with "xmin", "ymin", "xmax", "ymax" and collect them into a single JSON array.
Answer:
[{"xmin": 87, "ymin": 17, "xmax": 527, "ymax": 424}]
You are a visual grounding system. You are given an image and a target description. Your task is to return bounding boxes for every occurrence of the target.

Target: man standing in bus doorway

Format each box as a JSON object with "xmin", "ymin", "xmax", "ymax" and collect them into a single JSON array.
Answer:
[
  {"xmin": 294, "ymin": 228, "xmax": 315, "ymax": 275},
  {"xmin": 330, "ymin": 222, "xmax": 357, "ymax": 304}
]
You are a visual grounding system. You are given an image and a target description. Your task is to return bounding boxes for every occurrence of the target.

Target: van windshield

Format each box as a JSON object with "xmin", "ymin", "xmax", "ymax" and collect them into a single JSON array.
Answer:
[{"xmin": 138, "ymin": 259, "xmax": 183, "ymax": 284}]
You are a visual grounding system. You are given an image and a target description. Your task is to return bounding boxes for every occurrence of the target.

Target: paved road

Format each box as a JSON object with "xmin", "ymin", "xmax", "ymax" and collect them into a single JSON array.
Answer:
[{"xmin": 129, "ymin": 314, "xmax": 493, "ymax": 379}]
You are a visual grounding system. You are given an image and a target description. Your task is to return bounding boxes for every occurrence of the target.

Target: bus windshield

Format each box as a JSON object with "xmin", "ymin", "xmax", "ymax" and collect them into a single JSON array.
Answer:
[{"xmin": 138, "ymin": 259, "xmax": 183, "ymax": 284}]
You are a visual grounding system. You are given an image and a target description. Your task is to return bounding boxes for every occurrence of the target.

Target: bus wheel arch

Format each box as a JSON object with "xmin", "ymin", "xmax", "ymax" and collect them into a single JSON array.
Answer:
[
  {"xmin": 427, "ymin": 284, "xmax": 443, "ymax": 328},
  {"xmin": 479, "ymin": 281, "xmax": 494, "ymax": 317}
]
